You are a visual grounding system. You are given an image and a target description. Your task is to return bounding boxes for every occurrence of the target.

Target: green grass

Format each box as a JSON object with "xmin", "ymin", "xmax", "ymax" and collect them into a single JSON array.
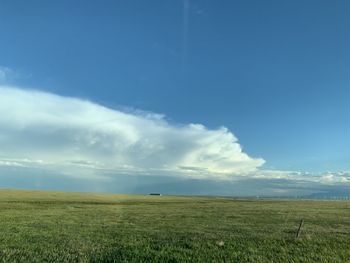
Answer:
[{"xmin": 0, "ymin": 189, "xmax": 349, "ymax": 262}]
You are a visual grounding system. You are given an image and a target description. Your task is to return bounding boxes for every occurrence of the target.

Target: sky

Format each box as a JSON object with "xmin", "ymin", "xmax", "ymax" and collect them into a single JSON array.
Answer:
[{"xmin": 0, "ymin": 0, "xmax": 350, "ymax": 196}]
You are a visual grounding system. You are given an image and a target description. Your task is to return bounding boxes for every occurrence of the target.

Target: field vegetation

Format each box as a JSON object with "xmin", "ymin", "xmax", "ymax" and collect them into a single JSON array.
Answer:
[{"xmin": 0, "ymin": 189, "xmax": 349, "ymax": 262}]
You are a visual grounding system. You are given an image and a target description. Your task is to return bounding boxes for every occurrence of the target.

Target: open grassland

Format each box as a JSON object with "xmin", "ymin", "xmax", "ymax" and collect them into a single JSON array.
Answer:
[{"xmin": 0, "ymin": 189, "xmax": 350, "ymax": 262}]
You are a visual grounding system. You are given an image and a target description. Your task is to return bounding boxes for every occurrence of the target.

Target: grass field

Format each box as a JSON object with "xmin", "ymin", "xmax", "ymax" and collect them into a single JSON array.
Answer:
[{"xmin": 0, "ymin": 189, "xmax": 349, "ymax": 262}]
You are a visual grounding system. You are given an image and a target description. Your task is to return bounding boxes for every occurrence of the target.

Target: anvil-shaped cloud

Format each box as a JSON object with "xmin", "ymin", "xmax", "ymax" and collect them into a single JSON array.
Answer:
[{"xmin": 0, "ymin": 86, "xmax": 265, "ymax": 179}]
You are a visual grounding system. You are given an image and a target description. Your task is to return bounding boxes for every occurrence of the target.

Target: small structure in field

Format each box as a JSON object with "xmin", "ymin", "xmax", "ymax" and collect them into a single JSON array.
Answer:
[{"xmin": 149, "ymin": 193, "xmax": 162, "ymax": 196}]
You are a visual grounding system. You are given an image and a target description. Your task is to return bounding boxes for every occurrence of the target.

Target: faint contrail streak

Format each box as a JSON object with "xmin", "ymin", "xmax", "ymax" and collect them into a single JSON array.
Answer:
[{"xmin": 182, "ymin": 0, "xmax": 189, "ymax": 71}]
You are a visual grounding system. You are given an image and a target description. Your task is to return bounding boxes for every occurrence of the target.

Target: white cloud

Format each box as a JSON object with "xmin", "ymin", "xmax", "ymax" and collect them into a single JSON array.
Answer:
[
  {"xmin": 250, "ymin": 169, "xmax": 350, "ymax": 185},
  {"xmin": 0, "ymin": 86, "xmax": 265, "ymax": 179}
]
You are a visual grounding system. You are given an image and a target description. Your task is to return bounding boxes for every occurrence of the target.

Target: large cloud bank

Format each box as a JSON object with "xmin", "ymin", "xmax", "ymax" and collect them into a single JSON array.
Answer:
[{"xmin": 0, "ymin": 86, "xmax": 265, "ymax": 179}]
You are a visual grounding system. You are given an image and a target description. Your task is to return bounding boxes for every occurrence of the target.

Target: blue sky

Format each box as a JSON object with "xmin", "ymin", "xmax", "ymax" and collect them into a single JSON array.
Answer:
[{"xmin": 0, "ymin": 0, "xmax": 350, "ymax": 196}]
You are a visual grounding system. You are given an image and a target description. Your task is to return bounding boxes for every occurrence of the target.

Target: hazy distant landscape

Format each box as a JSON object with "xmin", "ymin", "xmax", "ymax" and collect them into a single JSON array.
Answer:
[{"xmin": 1, "ymin": 189, "xmax": 349, "ymax": 262}]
